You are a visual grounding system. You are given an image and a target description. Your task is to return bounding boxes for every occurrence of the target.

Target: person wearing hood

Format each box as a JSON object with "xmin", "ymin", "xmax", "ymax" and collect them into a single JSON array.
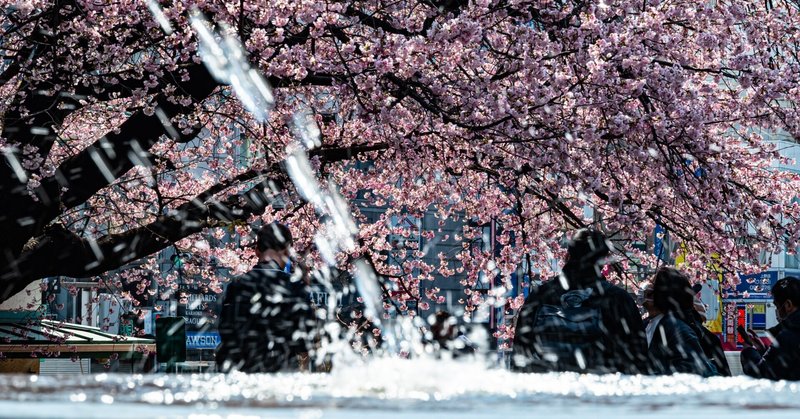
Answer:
[
  {"xmin": 741, "ymin": 276, "xmax": 800, "ymax": 381},
  {"xmin": 511, "ymin": 229, "xmax": 649, "ymax": 374}
]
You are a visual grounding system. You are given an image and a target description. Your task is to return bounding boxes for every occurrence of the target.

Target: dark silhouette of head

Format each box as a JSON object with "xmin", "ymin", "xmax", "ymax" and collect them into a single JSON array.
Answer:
[
  {"xmin": 652, "ymin": 267, "xmax": 694, "ymax": 315},
  {"xmin": 562, "ymin": 229, "xmax": 611, "ymax": 285},
  {"xmin": 256, "ymin": 222, "xmax": 292, "ymax": 252},
  {"xmin": 255, "ymin": 222, "xmax": 293, "ymax": 268},
  {"xmin": 773, "ymin": 276, "xmax": 800, "ymax": 322}
]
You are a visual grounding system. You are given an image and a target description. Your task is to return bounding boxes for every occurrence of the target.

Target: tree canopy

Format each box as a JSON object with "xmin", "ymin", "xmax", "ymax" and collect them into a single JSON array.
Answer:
[{"xmin": 2, "ymin": 0, "xmax": 800, "ymax": 308}]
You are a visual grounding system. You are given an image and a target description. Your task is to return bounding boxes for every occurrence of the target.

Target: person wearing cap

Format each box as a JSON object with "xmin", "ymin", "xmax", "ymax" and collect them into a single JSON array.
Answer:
[
  {"xmin": 511, "ymin": 229, "xmax": 649, "ymax": 374},
  {"xmin": 216, "ymin": 222, "xmax": 316, "ymax": 373},
  {"xmin": 741, "ymin": 276, "xmax": 800, "ymax": 380}
]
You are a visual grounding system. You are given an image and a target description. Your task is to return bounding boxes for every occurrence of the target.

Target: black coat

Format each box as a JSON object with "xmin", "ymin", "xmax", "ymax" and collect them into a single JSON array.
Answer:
[
  {"xmin": 691, "ymin": 313, "xmax": 731, "ymax": 376},
  {"xmin": 512, "ymin": 275, "xmax": 649, "ymax": 374},
  {"xmin": 741, "ymin": 309, "xmax": 800, "ymax": 381},
  {"xmin": 216, "ymin": 261, "xmax": 316, "ymax": 373},
  {"xmin": 647, "ymin": 312, "xmax": 717, "ymax": 376}
]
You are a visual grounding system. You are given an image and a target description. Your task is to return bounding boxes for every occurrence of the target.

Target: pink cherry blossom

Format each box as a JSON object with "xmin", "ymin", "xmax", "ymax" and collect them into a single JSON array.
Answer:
[{"xmin": 0, "ymin": 1, "xmax": 797, "ymax": 327}]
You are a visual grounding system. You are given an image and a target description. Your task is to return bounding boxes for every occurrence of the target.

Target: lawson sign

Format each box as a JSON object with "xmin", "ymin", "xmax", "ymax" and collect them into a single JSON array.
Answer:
[{"xmin": 186, "ymin": 331, "xmax": 221, "ymax": 350}]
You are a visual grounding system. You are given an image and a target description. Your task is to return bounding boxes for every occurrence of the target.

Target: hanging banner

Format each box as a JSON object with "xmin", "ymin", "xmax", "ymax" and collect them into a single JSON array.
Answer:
[
  {"xmin": 723, "ymin": 302, "xmax": 737, "ymax": 348},
  {"xmin": 653, "ymin": 224, "xmax": 665, "ymax": 260}
]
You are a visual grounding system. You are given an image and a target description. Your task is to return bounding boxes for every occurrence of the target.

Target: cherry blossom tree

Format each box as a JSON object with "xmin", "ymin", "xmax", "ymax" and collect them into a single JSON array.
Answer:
[{"xmin": 2, "ymin": 0, "xmax": 800, "ymax": 313}]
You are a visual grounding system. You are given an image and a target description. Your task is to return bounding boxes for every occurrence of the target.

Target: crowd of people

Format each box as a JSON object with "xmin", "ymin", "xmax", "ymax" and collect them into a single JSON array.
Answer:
[
  {"xmin": 512, "ymin": 229, "xmax": 800, "ymax": 380},
  {"xmin": 215, "ymin": 223, "xmax": 800, "ymax": 380}
]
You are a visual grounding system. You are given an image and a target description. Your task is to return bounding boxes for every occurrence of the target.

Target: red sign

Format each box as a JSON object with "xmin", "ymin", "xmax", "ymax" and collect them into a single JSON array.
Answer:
[{"xmin": 736, "ymin": 307, "xmax": 747, "ymax": 346}]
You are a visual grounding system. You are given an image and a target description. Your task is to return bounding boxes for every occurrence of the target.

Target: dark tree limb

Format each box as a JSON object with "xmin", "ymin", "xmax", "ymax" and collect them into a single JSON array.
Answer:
[{"xmin": 0, "ymin": 142, "xmax": 389, "ymax": 302}]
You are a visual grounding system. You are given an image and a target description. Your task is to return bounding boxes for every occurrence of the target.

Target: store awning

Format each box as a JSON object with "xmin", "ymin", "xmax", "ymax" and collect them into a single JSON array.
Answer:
[{"xmin": 0, "ymin": 318, "xmax": 155, "ymax": 359}]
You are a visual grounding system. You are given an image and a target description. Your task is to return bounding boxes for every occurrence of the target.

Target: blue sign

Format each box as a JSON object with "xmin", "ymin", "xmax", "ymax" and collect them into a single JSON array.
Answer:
[
  {"xmin": 724, "ymin": 271, "xmax": 778, "ymax": 299},
  {"xmin": 653, "ymin": 224, "xmax": 665, "ymax": 260},
  {"xmin": 186, "ymin": 331, "xmax": 220, "ymax": 350},
  {"xmin": 510, "ymin": 272, "xmax": 519, "ymax": 298}
]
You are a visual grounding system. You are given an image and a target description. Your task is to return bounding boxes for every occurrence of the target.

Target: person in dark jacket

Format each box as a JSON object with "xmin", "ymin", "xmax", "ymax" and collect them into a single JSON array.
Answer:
[
  {"xmin": 690, "ymin": 284, "xmax": 731, "ymax": 376},
  {"xmin": 646, "ymin": 267, "xmax": 717, "ymax": 376},
  {"xmin": 216, "ymin": 222, "xmax": 317, "ymax": 373},
  {"xmin": 741, "ymin": 276, "xmax": 800, "ymax": 380},
  {"xmin": 511, "ymin": 229, "xmax": 649, "ymax": 374}
]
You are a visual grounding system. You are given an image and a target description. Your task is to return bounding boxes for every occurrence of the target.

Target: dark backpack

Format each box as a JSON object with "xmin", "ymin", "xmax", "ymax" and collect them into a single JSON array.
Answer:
[{"xmin": 530, "ymin": 282, "xmax": 611, "ymax": 373}]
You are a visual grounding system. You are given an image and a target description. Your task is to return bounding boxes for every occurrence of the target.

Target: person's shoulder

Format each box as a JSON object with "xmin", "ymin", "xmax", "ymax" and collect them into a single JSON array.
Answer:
[
  {"xmin": 601, "ymin": 282, "xmax": 635, "ymax": 300},
  {"xmin": 536, "ymin": 279, "xmax": 562, "ymax": 294},
  {"xmin": 286, "ymin": 278, "xmax": 309, "ymax": 293},
  {"xmin": 662, "ymin": 313, "xmax": 699, "ymax": 338},
  {"xmin": 224, "ymin": 277, "xmax": 243, "ymax": 292},
  {"xmin": 779, "ymin": 311, "xmax": 800, "ymax": 333},
  {"xmin": 247, "ymin": 265, "xmax": 291, "ymax": 284},
  {"xmin": 236, "ymin": 267, "xmax": 263, "ymax": 281},
  {"xmin": 775, "ymin": 321, "xmax": 800, "ymax": 348},
  {"xmin": 229, "ymin": 267, "xmax": 275, "ymax": 291},
  {"xmin": 525, "ymin": 279, "xmax": 563, "ymax": 304}
]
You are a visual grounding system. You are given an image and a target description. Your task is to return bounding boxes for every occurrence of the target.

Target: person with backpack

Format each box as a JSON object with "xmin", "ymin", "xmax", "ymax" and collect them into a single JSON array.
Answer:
[
  {"xmin": 741, "ymin": 276, "xmax": 800, "ymax": 380},
  {"xmin": 646, "ymin": 267, "xmax": 717, "ymax": 376},
  {"xmin": 511, "ymin": 229, "xmax": 649, "ymax": 374}
]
